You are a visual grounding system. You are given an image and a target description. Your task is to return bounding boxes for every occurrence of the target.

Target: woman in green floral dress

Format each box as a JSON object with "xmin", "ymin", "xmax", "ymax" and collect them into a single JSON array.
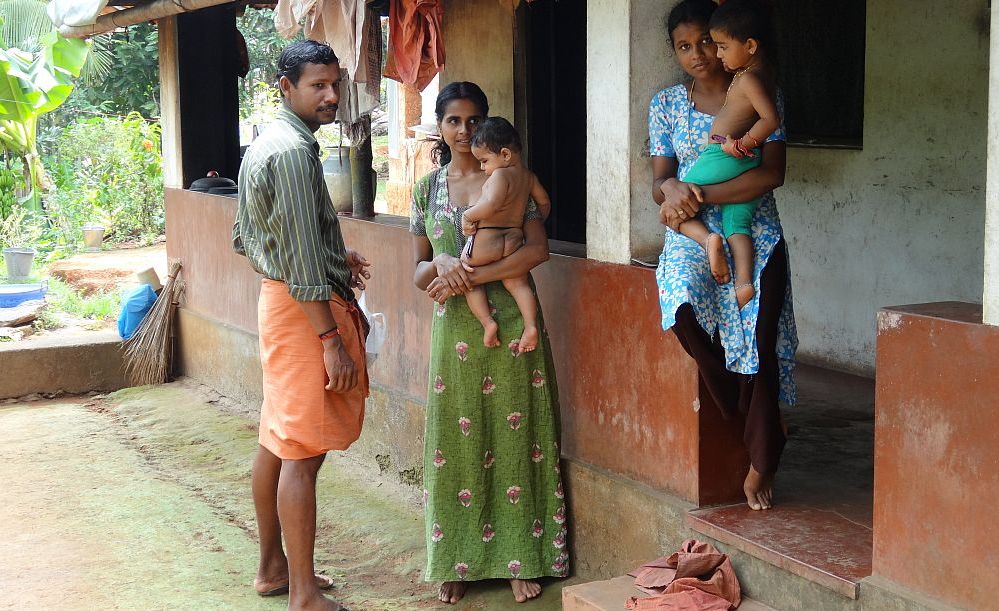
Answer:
[{"xmin": 410, "ymin": 82, "xmax": 568, "ymax": 605}]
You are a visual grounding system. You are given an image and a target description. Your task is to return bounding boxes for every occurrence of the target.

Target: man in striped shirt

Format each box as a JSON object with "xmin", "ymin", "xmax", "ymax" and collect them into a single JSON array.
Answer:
[{"xmin": 234, "ymin": 40, "xmax": 369, "ymax": 611}]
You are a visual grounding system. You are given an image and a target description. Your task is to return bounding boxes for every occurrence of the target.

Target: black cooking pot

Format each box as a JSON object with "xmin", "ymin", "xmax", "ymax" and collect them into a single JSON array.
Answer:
[{"xmin": 190, "ymin": 174, "xmax": 236, "ymax": 192}]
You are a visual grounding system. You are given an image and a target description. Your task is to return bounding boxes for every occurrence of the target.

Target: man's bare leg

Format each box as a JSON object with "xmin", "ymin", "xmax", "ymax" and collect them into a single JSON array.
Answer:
[
  {"xmin": 510, "ymin": 579, "xmax": 542, "ymax": 603},
  {"xmin": 438, "ymin": 582, "xmax": 468, "ymax": 604},
  {"xmin": 253, "ymin": 445, "xmax": 289, "ymax": 591},
  {"xmin": 743, "ymin": 465, "xmax": 773, "ymax": 511},
  {"xmin": 279, "ymin": 453, "xmax": 346, "ymax": 610}
]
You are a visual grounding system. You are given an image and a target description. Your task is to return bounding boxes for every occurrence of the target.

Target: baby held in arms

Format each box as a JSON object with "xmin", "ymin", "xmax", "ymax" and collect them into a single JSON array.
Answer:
[{"xmin": 460, "ymin": 117, "xmax": 551, "ymax": 354}]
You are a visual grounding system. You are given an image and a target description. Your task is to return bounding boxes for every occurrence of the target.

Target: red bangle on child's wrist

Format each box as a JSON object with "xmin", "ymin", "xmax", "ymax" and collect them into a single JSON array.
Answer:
[{"xmin": 319, "ymin": 327, "xmax": 340, "ymax": 341}]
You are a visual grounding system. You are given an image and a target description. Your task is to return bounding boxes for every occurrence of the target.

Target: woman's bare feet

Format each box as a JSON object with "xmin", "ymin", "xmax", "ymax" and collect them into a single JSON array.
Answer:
[
  {"xmin": 734, "ymin": 283, "xmax": 756, "ymax": 309},
  {"xmin": 518, "ymin": 325, "xmax": 539, "ymax": 354},
  {"xmin": 439, "ymin": 581, "xmax": 468, "ymax": 604},
  {"xmin": 510, "ymin": 579, "xmax": 542, "ymax": 603},
  {"xmin": 288, "ymin": 593, "xmax": 349, "ymax": 611},
  {"xmin": 704, "ymin": 233, "xmax": 731, "ymax": 284},
  {"xmin": 482, "ymin": 319, "xmax": 501, "ymax": 348},
  {"xmin": 743, "ymin": 465, "xmax": 773, "ymax": 510}
]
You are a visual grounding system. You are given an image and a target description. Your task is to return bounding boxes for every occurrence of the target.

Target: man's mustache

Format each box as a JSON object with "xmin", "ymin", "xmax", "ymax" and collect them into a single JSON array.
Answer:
[{"xmin": 318, "ymin": 104, "xmax": 338, "ymax": 113}]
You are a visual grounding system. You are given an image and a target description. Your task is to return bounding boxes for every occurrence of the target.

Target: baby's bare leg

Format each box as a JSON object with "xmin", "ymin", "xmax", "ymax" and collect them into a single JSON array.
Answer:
[
  {"xmin": 465, "ymin": 286, "xmax": 500, "ymax": 348},
  {"xmin": 728, "ymin": 233, "xmax": 755, "ymax": 309},
  {"xmin": 679, "ymin": 219, "xmax": 730, "ymax": 284},
  {"xmin": 502, "ymin": 275, "xmax": 539, "ymax": 354}
]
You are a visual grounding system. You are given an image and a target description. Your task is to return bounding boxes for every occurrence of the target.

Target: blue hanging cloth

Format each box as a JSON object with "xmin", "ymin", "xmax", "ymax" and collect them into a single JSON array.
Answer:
[{"xmin": 117, "ymin": 284, "xmax": 158, "ymax": 340}]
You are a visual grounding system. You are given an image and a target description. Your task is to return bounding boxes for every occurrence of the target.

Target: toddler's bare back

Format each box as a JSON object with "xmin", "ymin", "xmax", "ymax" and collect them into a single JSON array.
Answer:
[{"xmin": 476, "ymin": 166, "xmax": 537, "ymax": 228}]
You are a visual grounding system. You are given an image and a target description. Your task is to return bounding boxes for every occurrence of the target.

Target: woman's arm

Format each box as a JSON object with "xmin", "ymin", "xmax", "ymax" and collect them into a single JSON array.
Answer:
[
  {"xmin": 699, "ymin": 140, "xmax": 786, "ymax": 205},
  {"xmin": 413, "ymin": 235, "xmax": 474, "ymax": 294},
  {"xmin": 653, "ymin": 156, "xmax": 704, "ymax": 230}
]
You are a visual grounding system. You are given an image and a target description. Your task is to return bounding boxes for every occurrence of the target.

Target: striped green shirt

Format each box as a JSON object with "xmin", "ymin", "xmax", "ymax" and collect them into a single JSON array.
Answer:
[{"xmin": 233, "ymin": 107, "xmax": 351, "ymax": 302}]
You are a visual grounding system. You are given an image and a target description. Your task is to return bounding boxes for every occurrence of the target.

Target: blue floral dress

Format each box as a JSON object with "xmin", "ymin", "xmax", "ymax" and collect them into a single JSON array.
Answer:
[{"xmin": 649, "ymin": 83, "xmax": 798, "ymax": 404}]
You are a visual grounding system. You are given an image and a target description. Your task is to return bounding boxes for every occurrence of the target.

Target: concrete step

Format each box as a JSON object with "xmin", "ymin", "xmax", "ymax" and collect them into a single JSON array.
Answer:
[
  {"xmin": 563, "ymin": 575, "xmax": 778, "ymax": 611},
  {"xmin": 687, "ymin": 503, "xmax": 872, "ymax": 599},
  {"xmin": 0, "ymin": 329, "xmax": 127, "ymax": 398}
]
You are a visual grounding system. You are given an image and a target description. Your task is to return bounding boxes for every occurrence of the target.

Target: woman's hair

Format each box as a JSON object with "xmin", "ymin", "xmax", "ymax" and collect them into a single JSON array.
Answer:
[
  {"xmin": 709, "ymin": 0, "xmax": 775, "ymax": 50},
  {"xmin": 276, "ymin": 40, "xmax": 339, "ymax": 88},
  {"xmin": 665, "ymin": 0, "xmax": 717, "ymax": 46},
  {"xmin": 433, "ymin": 81, "xmax": 489, "ymax": 166},
  {"xmin": 470, "ymin": 117, "xmax": 521, "ymax": 154}
]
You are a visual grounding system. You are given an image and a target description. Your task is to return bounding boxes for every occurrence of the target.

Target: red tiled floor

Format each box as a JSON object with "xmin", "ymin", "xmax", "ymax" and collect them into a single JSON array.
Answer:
[{"xmin": 688, "ymin": 365, "xmax": 875, "ymax": 599}]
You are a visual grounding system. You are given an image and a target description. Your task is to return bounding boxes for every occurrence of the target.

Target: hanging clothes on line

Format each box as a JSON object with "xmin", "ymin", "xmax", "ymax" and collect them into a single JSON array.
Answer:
[{"xmin": 384, "ymin": 0, "xmax": 444, "ymax": 92}]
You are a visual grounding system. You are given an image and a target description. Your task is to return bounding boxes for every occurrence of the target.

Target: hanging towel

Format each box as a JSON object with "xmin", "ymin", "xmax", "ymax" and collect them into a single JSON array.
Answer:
[{"xmin": 384, "ymin": 0, "xmax": 444, "ymax": 92}]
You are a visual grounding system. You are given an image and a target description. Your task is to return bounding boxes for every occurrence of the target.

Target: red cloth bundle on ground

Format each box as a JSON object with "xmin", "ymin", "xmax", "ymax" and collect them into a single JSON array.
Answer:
[{"xmin": 626, "ymin": 539, "xmax": 742, "ymax": 610}]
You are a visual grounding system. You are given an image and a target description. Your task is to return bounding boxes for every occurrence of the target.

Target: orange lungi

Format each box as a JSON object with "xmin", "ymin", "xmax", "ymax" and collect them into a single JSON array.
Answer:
[{"xmin": 257, "ymin": 279, "xmax": 368, "ymax": 460}]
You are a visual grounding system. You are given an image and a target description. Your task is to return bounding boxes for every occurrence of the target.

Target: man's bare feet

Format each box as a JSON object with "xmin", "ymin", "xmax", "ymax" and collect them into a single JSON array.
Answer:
[
  {"xmin": 510, "ymin": 579, "xmax": 542, "ymax": 603},
  {"xmin": 288, "ymin": 593, "xmax": 349, "ymax": 611},
  {"xmin": 734, "ymin": 283, "xmax": 755, "ymax": 309},
  {"xmin": 704, "ymin": 233, "xmax": 731, "ymax": 284},
  {"xmin": 518, "ymin": 326, "xmax": 539, "ymax": 354},
  {"xmin": 743, "ymin": 465, "xmax": 773, "ymax": 510},
  {"xmin": 254, "ymin": 573, "xmax": 335, "ymax": 596},
  {"xmin": 483, "ymin": 319, "xmax": 501, "ymax": 348},
  {"xmin": 439, "ymin": 581, "xmax": 468, "ymax": 604}
]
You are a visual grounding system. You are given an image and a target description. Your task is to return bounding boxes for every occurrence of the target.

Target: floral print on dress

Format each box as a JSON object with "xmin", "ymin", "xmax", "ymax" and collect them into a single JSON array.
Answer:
[
  {"xmin": 482, "ymin": 376, "xmax": 496, "ymax": 395},
  {"xmin": 433, "ymin": 449, "xmax": 447, "ymax": 468},
  {"xmin": 532, "ymin": 519, "xmax": 544, "ymax": 538},
  {"xmin": 455, "ymin": 341, "xmax": 469, "ymax": 362},
  {"xmin": 435, "ymin": 302, "xmax": 446, "ymax": 318},
  {"xmin": 434, "ymin": 376, "xmax": 446, "ymax": 394},
  {"xmin": 508, "ymin": 339, "xmax": 521, "ymax": 357},
  {"xmin": 458, "ymin": 416, "xmax": 472, "ymax": 437},
  {"xmin": 508, "ymin": 560, "xmax": 522, "ymax": 578},
  {"xmin": 553, "ymin": 504, "xmax": 566, "ymax": 524},
  {"xmin": 553, "ymin": 528, "xmax": 567, "ymax": 549},
  {"xmin": 507, "ymin": 412, "xmax": 523, "ymax": 430},
  {"xmin": 432, "ymin": 222, "xmax": 444, "ymax": 239},
  {"xmin": 552, "ymin": 551, "xmax": 569, "ymax": 576},
  {"xmin": 458, "ymin": 489, "xmax": 472, "ymax": 508},
  {"xmin": 531, "ymin": 443, "xmax": 544, "ymax": 463},
  {"xmin": 432, "ymin": 522, "xmax": 444, "ymax": 542},
  {"xmin": 482, "ymin": 523, "xmax": 495, "ymax": 543},
  {"xmin": 531, "ymin": 370, "xmax": 545, "ymax": 388},
  {"xmin": 483, "ymin": 450, "xmax": 495, "ymax": 469},
  {"xmin": 555, "ymin": 481, "xmax": 564, "ymax": 499},
  {"xmin": 649, "ymin": 84, "xmax": 798, "ymax": 404},
  {"xmin": 507, "ymin": 485, "xmax": 522, "ymax": 504},
  {"xmin": 455, "ymin": 562, "xmax": 469, "ymax": 580}
]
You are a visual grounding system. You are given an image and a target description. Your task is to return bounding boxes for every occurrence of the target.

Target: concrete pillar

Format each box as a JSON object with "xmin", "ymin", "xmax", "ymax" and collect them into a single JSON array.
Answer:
[
  {"xmin": 986, "ymin": 3, "xmax": 999, "ymax": 324},
  {"xmin": 586, "ymin": 1, "xmax": 683, "ymax": 263},
  {"xmin": 158, "ymin": 16, "xmax": 183, "ymax": 189}
]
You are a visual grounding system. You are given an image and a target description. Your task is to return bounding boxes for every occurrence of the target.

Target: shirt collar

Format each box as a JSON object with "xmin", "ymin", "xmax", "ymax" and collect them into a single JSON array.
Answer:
[{"xmin": 277, "ymin": 107, "xmax": 319, "ymax": 151}]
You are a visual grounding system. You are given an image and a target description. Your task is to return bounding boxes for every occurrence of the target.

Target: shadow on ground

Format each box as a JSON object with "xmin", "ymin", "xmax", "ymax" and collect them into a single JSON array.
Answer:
[{"xmin": 0, "ymin": 383, "xmax": 575, "ymax": 610}]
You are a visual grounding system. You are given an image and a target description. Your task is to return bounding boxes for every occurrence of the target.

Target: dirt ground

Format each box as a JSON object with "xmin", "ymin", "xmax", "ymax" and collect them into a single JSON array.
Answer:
[{"xmin": 0, "ymin": 383, "xmax": 573, "ymax": 610}]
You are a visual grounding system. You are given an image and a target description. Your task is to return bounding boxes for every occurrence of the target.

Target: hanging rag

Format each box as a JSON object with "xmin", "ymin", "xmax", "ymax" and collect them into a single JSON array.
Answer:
[
  {"xmin": 273, "ymin": 0, "xmax": 316, "ymax": 39},
  {"xmin": 46, "ymin": 0, "xmax": 109, "ymax": 27},
  {"xmin": 626, "ymin": 540, "xmax": 742, "ymax": 611},
  {"xmin": 384, "ymin": 0, "xmax": 444, "ymax": 92}
]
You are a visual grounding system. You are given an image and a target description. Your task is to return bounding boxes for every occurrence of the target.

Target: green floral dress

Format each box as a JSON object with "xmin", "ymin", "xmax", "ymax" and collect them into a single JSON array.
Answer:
[{"xmin": 410, "ymin": 166, "xmax": 569, "ymax": 582}]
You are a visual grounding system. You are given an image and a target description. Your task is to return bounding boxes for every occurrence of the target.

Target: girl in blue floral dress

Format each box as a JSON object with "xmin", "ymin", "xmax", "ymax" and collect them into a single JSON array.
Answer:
[{"xmin": 650, "ymin": 0, "xmax": 798, "ymax": 511}]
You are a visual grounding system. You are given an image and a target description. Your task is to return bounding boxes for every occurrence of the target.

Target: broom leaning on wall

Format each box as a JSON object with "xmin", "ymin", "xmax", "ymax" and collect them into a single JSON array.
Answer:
[{"xmin": 122, "ymin": 260, "xmax": 184, "ymax": 386}]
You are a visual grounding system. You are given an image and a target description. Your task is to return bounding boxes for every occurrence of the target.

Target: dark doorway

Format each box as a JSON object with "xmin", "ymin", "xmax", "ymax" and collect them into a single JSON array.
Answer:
[{"xmin": 516, "ymin": 0, "xmax": 587, "ymax": 244}]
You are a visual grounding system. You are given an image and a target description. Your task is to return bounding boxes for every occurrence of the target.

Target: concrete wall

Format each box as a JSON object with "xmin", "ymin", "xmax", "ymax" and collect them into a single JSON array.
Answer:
[{"xmin": 440, "ymin": 0, "xmax": 515, "ymax": 119}]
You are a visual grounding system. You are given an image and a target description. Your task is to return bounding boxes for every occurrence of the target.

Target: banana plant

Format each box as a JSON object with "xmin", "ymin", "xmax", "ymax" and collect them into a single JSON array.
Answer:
[{"xmin": 0, "ymin": 14, "xmax": 88, "ymax": 210}]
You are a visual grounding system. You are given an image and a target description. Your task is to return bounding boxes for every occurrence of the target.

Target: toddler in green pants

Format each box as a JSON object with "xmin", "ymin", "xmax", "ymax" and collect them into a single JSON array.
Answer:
[{"xmin": 676, "ymin": 0, "xmax": 779, "ymax": 309}]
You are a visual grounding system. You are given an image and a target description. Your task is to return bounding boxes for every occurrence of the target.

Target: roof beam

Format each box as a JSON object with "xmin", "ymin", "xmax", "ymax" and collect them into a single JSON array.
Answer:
[{"xmin": 58, "ymin": 0, "xmax": 234, "ymax": 38}]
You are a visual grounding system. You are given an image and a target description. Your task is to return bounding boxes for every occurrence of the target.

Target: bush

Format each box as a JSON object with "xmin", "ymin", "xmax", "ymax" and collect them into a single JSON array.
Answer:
[{"xmin": 42, "ymin": 113, "xmax": 163, "ymax": 255}]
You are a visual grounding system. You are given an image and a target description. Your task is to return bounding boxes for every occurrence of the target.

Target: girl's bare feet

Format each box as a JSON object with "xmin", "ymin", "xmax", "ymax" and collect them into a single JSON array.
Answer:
[
  {"xmin": 510, "ymin": 579, "xmax": 542, "ymax": 603},
  {"xmin": 482, "ymin": 319, "xmax": 501, "ymax": 348},
  {"xmin": 439, "ymin": 581, "xmax": 468, "ymax": 604},
  {"xmin": 743, "ymin": 465, "xmax": 773, "ymax": 510},
  {"xmin": 735, "ymin": 283, "xmax": 755, "ymax": 309},
  {"xmin": 704, "ymin": 233, "xmax": 731, "ymax": 284},
  {"xmin": 518, "ymin": 326, "xmax": 539, "ymax": 353}
]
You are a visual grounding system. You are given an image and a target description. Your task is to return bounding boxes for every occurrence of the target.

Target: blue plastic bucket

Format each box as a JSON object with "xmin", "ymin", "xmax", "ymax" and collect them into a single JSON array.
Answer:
[{"xmin": 0, "ymin": 282, "xmax": 47, "ymax": 308}]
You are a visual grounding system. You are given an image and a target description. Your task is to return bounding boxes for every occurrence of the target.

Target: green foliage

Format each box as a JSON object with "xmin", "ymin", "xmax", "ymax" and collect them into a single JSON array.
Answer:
[
  {"xmin": 0, "ymin": 204, "xmax": 43, "ymax": 249},
  {"xmin": 0, "ymin": 6, "xmax": 90, "ymax": 209},
  {"xmin": 238, "ymin": 8, "xmax": 297, "ymax": 121},
  {"xmin": 47, "ymin": 23, "xmax": 159, "ymax": 123},
  {"xmin": 41, "ymin": 113, "xmax": 163, "ymax": 255},
  {"xmin": 0, "ymin": 155, "xmax": 24, "ymax": 218},
  {"xmin": 46, "ymin": 277, "xmax": 121, "ymax": 322}
]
